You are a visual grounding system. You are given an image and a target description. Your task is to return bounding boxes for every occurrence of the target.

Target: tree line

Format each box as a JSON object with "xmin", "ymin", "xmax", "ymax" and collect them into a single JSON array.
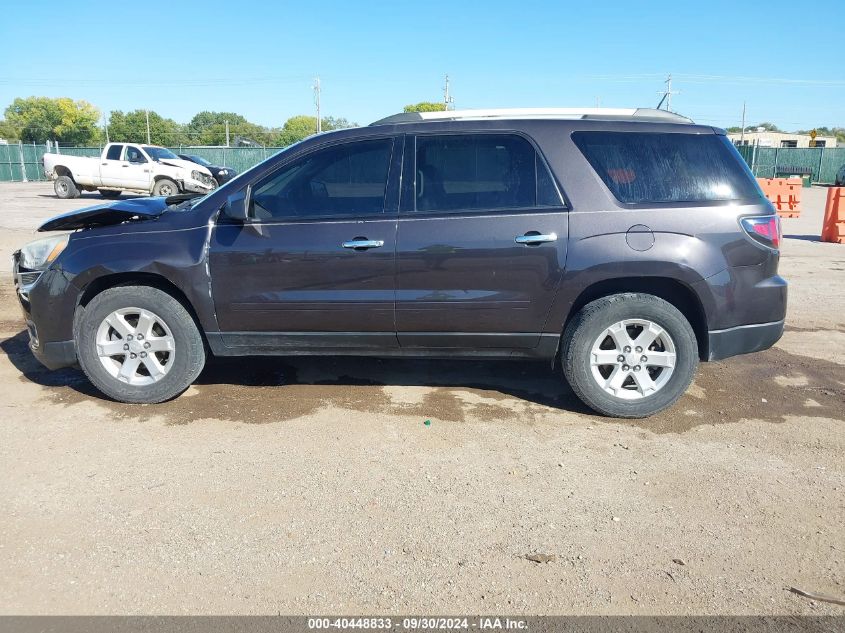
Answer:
[
  {"xmin": 0, "ymin": 96, "xmax": 357, "ymax": 147},
  {"xmin": 0, "ymin": 97, "xmax": 449, "ymax": 147},
  {"xmin": 724, "ymin": 121, "xmax": 845, "ymax": 143}
]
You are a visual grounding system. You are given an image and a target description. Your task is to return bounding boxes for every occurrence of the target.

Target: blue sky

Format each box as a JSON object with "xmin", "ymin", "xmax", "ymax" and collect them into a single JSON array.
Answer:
[{"xmin": 1, "ymin": 0, "xmax": 843, "ymax": 132}]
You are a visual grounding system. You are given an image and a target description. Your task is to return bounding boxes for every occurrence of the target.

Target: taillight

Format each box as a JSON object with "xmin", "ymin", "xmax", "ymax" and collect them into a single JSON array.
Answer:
[{"xmin": 741, "ymin": 215, "xmax": 781, "ymax": 250}]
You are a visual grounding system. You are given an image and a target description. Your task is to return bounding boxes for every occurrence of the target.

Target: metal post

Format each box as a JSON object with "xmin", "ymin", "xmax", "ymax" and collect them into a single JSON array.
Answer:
[
  {"xmin": 314, "ymin": 77, "xmax": 321, "ymax": 133},
  {"xmin": 751, "ymin": 139, "xmax": 758, "ymax": 176},
  {"xmin": 225, "ymin": 120, "xmax": 230, "ymax": 147},
  {"xmin": 817, "ymin": 146, "xmax": 824, "ymax": 185},
  {"xmin": 18, "ymin": 141, "xmax": 27, "ymax": 182},
  {"xmin": 773, "ymin": 147, "xmax": 779, "ymax": 179}
]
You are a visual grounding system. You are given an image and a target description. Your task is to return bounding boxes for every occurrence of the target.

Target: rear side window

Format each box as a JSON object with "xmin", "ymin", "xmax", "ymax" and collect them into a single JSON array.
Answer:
[
  {"xmin": 106, "ymin": 144, "xmax": 123, "ymax": 161},
  {"xmin": 572, "ymin": 132, "xmax": 761, "ymax": 204},
  {"xmin": 411, "ymin": 134, "xmax": 561, "ymax": 213}
]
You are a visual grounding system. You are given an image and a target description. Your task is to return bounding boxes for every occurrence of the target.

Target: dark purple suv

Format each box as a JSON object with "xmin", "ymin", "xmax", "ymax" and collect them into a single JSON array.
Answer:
[{"xmin": 13, "ymin": 108, "xmax": 786, "ymax": 417}]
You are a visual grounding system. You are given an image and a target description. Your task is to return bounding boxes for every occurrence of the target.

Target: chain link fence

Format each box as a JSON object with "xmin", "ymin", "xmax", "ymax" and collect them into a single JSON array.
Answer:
[
  {"xmin": 0, "ymin": 144, "xmax": 284, "ymax": 183},
  {"xmin": 2, "ymin": 141, "xmax": 844, "ymax": 185}
]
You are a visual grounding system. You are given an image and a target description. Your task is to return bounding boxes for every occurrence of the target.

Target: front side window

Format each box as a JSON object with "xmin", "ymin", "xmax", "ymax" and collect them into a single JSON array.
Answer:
[
  {"xmin": 125, "ymin": 146, "xmax": 147, "ymax": 163},
  {"xmin": 572, "ymin": 132, "xmax": 761, "ymax": 204},
  {"xmin": 250, "ymin": 139, "xmax": 393, "ymax": 220},
  {"xmin": 411, "ymin": 134, "xmax": 561, "ymax": 213},
  {"xmin": 105, "ymin": 144, "xmax": 123, "ymax": 161}
]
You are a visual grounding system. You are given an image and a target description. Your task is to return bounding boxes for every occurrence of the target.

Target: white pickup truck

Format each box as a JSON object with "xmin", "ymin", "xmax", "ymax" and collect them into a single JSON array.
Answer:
[{"xmin": 43, "ymin": 142, "xmax": 217, "ymax": 199}]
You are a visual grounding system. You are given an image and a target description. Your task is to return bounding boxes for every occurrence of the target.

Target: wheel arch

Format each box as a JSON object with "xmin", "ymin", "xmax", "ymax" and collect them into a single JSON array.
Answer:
[
  {"xmin": 54, "ymin": 165, "xmax": 73, "ymax": 180},
  {"xmin": 561, "ymin": 277, "xmax": 709, "ymax": 361},
  {"xmin": 74, "ymin": 272, "xmax": 207, "ymax": 348}
]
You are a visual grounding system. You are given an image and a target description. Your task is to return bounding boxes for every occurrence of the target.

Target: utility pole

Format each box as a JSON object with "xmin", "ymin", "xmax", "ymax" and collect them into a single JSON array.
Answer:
[
  {"xmin": 314, "ymin": 76, "xmax": 322, "ymax": 133},
  {"xmin": 443, "ymin": 74, "xmax": 455, "ymax": 110},
  {"xmin": 740, "ymin": 101, "xmax": 746, "ymax": 145},
  {"xmin": 225, "ymin": 120, "xmax": 230, "ymax": 147},
  {"xmin": 656, "ymin": 73, "xmax": 680, "ymax": 111},
  {"xmin": 103, "ymin": 113, "xmax": 109, "ymax": 144},
  {"xmin": 145, "ymin": 109, "xmax": 151, "ymax": 144}
]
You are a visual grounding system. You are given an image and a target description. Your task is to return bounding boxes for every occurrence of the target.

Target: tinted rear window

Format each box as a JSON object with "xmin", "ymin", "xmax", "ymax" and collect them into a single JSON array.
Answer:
[
  {"xmin": 106, "ymin": 144, "xmax": 123, "ymax": 160},
  {"xmin": 411, "ymin": 134, "xmax": 562, "ymax": 213},
  {"xmin": 572, "ymin": 132, "xmax": 761, "ymax": 204}
]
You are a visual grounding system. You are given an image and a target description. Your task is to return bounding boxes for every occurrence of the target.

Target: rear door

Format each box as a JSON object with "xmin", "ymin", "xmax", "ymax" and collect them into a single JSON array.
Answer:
[
  {"xmin": 98, "ymin": 144, "xmax": 124, "ymax": 186},
  {"xmin": 396, "ymin": 132, "xmax": 568, "ymax": 349},
  {"xmin": 209, "ymin": 135, "xmax": 401, "ymax": 351}
]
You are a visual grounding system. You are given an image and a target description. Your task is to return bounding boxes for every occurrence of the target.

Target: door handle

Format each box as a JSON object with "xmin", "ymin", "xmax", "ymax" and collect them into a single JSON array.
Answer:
[
  {"xmin": 515, "ymin": 232, "xmax": 557, "ymax": 245},
  {"xmin": 342, "ymin": 239, "xmax": 385, "ymax": 250}
]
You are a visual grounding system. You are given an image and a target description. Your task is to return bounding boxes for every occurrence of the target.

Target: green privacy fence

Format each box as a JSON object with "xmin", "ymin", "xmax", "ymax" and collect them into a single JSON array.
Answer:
[
  {"xmin": 1, "ymin": 141, "xmax": 844, "ymax": 184},
  {"xmin": 0, "ymin": 144, "xmax": 285, "ymax": 183},
  {"xmin": 736, "ymin": 145, "xmax": 845, "ymax": 183}
]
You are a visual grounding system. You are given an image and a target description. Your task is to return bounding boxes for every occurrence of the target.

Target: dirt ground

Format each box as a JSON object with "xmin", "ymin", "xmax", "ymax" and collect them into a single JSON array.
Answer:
[{"xmin": 0, "ymin": 182, "xmax": 842, "ymax": 615}]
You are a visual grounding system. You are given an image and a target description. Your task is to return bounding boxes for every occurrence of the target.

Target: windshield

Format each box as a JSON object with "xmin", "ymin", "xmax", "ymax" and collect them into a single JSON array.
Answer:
[
  {"xmin": 187, "ymin": 155, "xmax": 212, "ymax": 167},
  {"xmin": 143, "ymin": 146, "xmax": 178, "ymax": 161}
]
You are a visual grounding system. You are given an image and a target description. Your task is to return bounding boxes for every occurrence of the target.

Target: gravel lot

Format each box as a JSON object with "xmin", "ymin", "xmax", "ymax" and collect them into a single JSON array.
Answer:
[{"xmin": 0, "ymin": 182, "xmax": 842, "ymax": 615}]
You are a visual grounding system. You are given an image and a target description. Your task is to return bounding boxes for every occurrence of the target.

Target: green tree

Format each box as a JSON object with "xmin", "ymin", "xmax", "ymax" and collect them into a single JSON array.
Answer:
[
  {"xmin": 4, "ymin": 96, "xmax": 101, "ymax": 145},
  {"xmin": 271, "ymin": 115, "xmax": 359, "ymax": 147},
  {"xmin": 322, "ymin": 116, "xmax": 356, "ymax": 131},
  {"xmin": 107, "ymin": 110, "xmax": 187, "ymax": 146},
  {"xmin": 797, "ymin": 127, "xmax": 845, "ymax": 143},
  {"xmin": 403, "ymin": 102, "xmax": 447, "ymax": 113},
  {"xmin": 0, "ymin": 118, "xmax": 19, "ymax": 142},
  {"xmin": 186, "ymin": 111, "xmax": 269, "ymax": 146}
]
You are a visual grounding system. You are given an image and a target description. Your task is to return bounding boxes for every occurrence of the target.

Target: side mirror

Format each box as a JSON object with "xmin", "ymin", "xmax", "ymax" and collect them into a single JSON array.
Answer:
[{"xmin": 223, "ymin": 190, "xmax": 250, "ymax": 222}]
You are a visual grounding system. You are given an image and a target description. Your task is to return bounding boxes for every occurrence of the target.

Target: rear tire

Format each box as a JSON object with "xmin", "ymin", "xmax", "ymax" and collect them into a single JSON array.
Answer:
[
  {"xmin": 561, "ymin": 293, "xmax": 698, "ymax": 418},
  {"xmin": 152, "ymin": 178, "xmax": 178, "ymax": 197},
  {"xmin": 54, "ymin": 175, "xmax": 80, "ymax": 199},
  {"xmin": 76, "ymin": 285, "xmax": 206, "ymax": 404},
  {"xmin": 99, "ymin": 189, "xmax": 121, "ymax": 199}
]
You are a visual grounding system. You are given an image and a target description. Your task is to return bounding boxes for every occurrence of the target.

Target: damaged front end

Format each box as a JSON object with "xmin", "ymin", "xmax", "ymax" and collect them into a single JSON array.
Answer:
[{"xmin": 37, "ymin": 197, "xmax": 173, "ymax": 231}]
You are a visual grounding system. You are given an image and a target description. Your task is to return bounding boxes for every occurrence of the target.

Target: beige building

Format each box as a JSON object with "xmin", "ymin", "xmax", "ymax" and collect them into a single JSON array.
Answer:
[{"xmin": 727, "ymin": 130, "xmax": 837, "ymax": 148}]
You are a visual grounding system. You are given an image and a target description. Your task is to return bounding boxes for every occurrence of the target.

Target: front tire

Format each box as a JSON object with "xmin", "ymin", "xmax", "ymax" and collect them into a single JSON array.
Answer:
[
  {"xmin": 561, "ymin": 293, "xmax": 698, "ymax": 418},
  {"xmin": 76, "ymin": 285, "xmax": 205, "ymax": 404},
  {"xmin": 152, "ymin": 178, "xmax": 178, "ymax": 197},
  {"xmin": 54, "ymin": 175, "xmax": 80, "ymax": 199}
]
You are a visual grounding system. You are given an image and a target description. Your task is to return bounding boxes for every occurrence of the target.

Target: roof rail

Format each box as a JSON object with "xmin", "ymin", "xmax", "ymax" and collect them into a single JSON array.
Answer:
[{"xmin": 370, "ymin": 107, "xmax": 693, "ymax": 126}]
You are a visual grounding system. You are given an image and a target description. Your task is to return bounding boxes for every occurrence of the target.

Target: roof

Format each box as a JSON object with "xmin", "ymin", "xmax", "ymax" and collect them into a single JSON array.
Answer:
[{"xmin": 370, "ymin": 107, "xmax": 693, "ymax": 126}]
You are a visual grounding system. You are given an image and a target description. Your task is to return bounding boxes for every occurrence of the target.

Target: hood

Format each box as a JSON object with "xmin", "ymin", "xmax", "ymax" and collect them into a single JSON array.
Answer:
[
  {"xmin": 158, "ymin": 158, "xmax": 212, "ymax": 175},
  {"xmin": 38, "ymin": 197, "xmax": 170, "ymax": 231}
]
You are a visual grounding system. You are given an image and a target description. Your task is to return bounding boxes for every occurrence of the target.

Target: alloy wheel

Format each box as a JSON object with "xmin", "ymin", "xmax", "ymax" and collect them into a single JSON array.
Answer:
[
  {"xmin": 95, "ymin": 307, "xmax": 176, "ymax": 386},
  {"xmin": 589, "ymin": 319, "xmax": 677, "ymax": 400}
]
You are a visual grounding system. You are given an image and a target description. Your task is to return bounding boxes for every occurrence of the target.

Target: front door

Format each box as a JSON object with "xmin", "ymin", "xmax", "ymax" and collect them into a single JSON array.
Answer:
[
  {"xmin": 122, "ymin": 145, "xmax": 153, "ymax": 191},
  {"xmin": 209, "ymin": 136, "xmax": 400, "ymax": 351},
  {"xmin": 396, "ymin": 132, "xmax": 569, "ymax": 349}
]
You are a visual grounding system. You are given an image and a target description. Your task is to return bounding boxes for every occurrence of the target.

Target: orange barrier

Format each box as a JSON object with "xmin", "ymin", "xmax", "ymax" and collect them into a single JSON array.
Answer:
[
  {"xmin": 756, "ymin": 177, "xmax": 802, "ymax": 218},
  {"xmin": 821, "ymin": 187, "xmax": 845, "ymax": 244}
]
